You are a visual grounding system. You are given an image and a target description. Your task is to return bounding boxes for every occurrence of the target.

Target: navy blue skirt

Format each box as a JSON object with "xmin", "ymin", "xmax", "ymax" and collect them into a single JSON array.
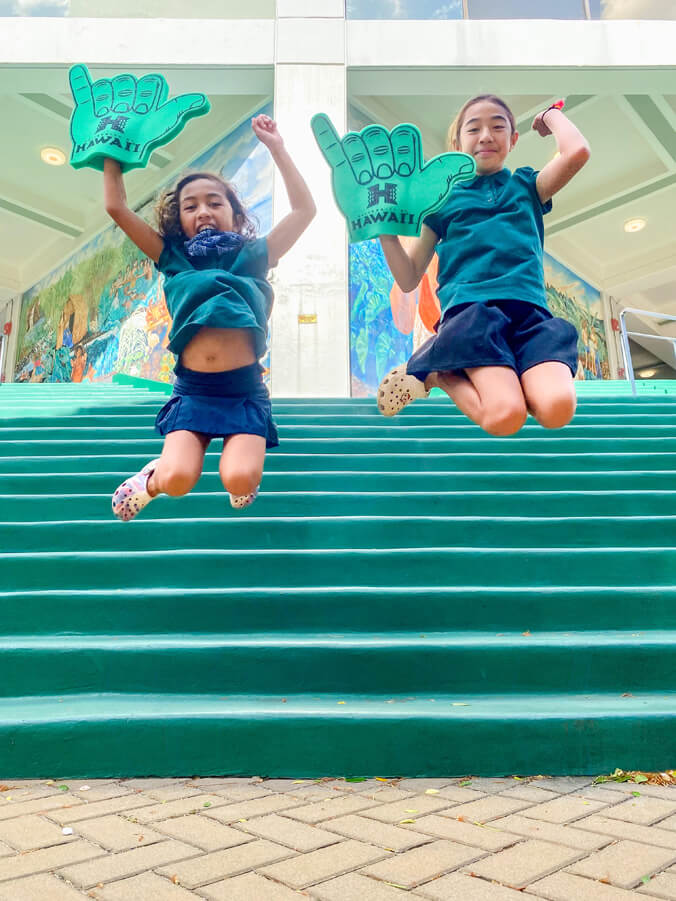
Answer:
[
  {"xmin": 155, "ymin": 362, "xmax": 279, "ymax": 448},
  {"xmin": 407, "ymin": 299, "xmax": 579, "ymax": 381}
]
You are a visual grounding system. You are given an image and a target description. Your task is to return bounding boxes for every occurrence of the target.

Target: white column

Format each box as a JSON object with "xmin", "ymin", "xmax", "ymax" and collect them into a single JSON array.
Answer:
[{"xmin": 270, "ymin": 5, "xmax": 349, "ymax": 397}]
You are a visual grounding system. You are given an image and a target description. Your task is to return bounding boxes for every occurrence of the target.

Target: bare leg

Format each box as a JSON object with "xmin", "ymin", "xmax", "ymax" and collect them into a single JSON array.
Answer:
[
  {"xmin": 219, "ymin": 433, "xmax": 267, "ymax": 498},
  {"xmin": 520, "ymin": 361, "xmax": 576, "ymax": 429},
  {"xmin": 426, "ymin": 366, "xmax": 528, "ymax": 436},
  {"xmin": 147, "ymin": 430, "xmax": 210, "ymax": 497}
]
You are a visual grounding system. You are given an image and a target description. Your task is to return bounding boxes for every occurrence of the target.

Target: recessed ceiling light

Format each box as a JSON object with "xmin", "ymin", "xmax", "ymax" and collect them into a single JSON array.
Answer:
[
  {"xmin": 638, "ymin": 368, "xmax": 656, "ymax": 378},
  {"xmin": 624, "ymin": 217, "xmax": 646, "ymax": 233},
  {"xmin": 40, "ymin": 147, "xmax": 66, "ymax": 166}
]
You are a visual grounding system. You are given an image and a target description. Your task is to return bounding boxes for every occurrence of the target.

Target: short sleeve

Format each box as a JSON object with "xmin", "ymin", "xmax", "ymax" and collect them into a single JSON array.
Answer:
[
  {"xmin": 155, "ymin": 239, "xmax": 188, "ymax": 277},
  {"xmin": 232, "ymin": 237, "xmax": 269, "ymax": 279},
  {"xmin": 515, "ymin": 166, "xmax": 552, "ymax": 215},
  {"xmin": 423, "ymin": 209, "xmax": 446, "ymax": 239}
]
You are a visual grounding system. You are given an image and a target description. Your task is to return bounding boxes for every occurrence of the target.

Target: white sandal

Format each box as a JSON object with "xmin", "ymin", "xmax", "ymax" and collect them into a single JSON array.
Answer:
[
  {"xmin": 377, "ymin": 365, "xmax": 429, "ymax": 416},
  {"xmin": 230, "ymin": 485, "xmax": 259, "ymax": 510},
  {"xmin": 112, "ymin": 459, "xmax": 160, "ymax": 522}
]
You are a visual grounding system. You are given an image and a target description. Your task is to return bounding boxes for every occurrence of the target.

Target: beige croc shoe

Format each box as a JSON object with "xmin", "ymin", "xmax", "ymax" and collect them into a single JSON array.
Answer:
[{"xmin": 377, "ymin": 365, "xmax": 429, "ymax": 417}]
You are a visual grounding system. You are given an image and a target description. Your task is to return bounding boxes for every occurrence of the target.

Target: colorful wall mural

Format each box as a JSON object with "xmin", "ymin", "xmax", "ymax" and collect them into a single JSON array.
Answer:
[
  {"xmin": 349, "ymin": 239, "xmax": 608, "ymax": 396},
  {"xmin": 14, "ymin": 103, "xmax": 273, "ymax": 384}
]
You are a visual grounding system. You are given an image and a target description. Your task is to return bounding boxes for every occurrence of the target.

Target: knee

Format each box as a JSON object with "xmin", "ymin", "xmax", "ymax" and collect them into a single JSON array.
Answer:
[
  {"xmin": 157, "ymin": 463, "xmax": 201, "ymax": 497},
  {"xmin": 534, "ymin": 390, "xmax": 576, "ymax": 430},
  {"xmin": 481, "ymin": 401, "xmax": 527, "ymax": 437},
  {"xmin": 221, "ymin": 465, "xmax": 262, "ymax": 497}
]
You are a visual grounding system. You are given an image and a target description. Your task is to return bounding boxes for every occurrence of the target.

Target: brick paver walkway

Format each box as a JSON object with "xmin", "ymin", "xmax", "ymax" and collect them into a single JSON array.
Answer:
[{"xmin": 1, "ymin": 775, "xmax": 676, "ymax": 898}]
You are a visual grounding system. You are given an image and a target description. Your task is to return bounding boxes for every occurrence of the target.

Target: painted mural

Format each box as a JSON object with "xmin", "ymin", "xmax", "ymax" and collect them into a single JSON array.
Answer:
[
  {"xmin": 14, "ymin": 103, "xmax": 273, "ymax": 384},
  {"xmin": 349, "ymin": 240, "xmax": 608, "ymax": 396}
]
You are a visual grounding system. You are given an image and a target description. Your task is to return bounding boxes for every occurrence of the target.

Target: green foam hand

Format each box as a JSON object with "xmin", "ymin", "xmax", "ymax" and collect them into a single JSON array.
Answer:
[
  {"xmin": 311, "ymin": 114, "xmax": 476, "ymax": 243},
  {"xmin": 69, "ymin": 64, "xmax": 211, "ymax": 173}
]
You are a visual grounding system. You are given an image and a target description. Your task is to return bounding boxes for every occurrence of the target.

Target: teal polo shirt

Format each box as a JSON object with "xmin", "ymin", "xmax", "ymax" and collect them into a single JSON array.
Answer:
[
  {"xmin": 423, "ymin": 166, "xmax": 551, "ymax": 315},
  {"xmin": 156, "ymin": 236, "xmax": 273, "ymax": 360}
]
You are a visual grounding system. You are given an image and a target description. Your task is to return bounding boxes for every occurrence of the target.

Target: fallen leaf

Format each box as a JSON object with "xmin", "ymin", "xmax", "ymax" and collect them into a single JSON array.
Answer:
[
  {"xmin": 425, "ymin": 789, "xmax": 439, "ymax": 794},
  {"xmin": 522, "ymin": 630, "xmax": 531, "ymax": 636},
  {"xmin": 399, "ymin": 819, "xmax": 416, "ymax": 824},
  {"xmin": 452, "ymin": 703, "xmax": 469, "ymax": 707},
  {"xmin": 385, "ymin": 883, "xmax": 408, "ymax": 889},
  {"xmin": 337, "ymin": 701, "xmax": 346, "ymax": 705},
  {"xmin": 457, "ymin": 815, "xmax": 465, "ymax": 822},
  {"xmin": 171, "ymin": 875, "xmax": 180, "ymax": 885},
  {"xmin": 459, "ymin": 780, "xmax": 472, "ymax": 787},
  {"xmin": 375, "ymin": 777, "xmax": 389, "ymax": 782}
]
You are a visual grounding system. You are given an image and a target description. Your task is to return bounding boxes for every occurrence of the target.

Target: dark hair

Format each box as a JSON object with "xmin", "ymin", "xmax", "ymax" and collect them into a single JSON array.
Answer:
[
  {"xmin": 447, "ymin": 94, "xmax": 516, "ymax": 150},
  {"xmin": 155, "ymin": 172, "xmax": 257, "ymax": 241}
]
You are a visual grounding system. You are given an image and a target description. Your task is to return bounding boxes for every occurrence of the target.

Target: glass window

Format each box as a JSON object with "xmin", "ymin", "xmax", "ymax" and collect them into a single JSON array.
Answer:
[
  {"xmin": 590, "ymin": 0, "xmax": 676, "ymax": 18},
  {"xmin": 347, "ymin": 0, "xmax": 462, "ymax": 19},
  {"xmin": 467, "ymin": 0, "xmax": 584, "ymax": 17}
]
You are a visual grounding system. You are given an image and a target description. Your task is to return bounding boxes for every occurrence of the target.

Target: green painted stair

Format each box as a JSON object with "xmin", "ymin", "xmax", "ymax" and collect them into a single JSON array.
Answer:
[{"xmin": 1, "ymin": 378, "xmax": 675, "ymax": 777}]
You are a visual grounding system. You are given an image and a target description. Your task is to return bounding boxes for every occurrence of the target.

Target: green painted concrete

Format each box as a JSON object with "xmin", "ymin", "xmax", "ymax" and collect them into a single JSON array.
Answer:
[{"xmin": 0, "ymin": 380, "xmax": 675, "ymax": 777}]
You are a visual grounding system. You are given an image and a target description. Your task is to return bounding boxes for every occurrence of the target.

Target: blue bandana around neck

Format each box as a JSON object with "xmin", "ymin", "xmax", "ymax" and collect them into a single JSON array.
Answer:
[{"xmin": 184, "ymin": 228, "xmax": 245, "ymax": 259}]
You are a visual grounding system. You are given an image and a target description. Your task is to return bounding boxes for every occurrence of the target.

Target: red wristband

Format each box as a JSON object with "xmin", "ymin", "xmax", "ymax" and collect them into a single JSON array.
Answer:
[{"xmin": 542, "ymin": 99, "xmax": 565, "ymax": 124}]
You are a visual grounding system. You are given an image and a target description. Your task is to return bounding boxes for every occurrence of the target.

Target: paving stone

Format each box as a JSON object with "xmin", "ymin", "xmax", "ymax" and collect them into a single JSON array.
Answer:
[
  {"xmin": 360, "ymin": 839, "xmax": 486, "ymax": 889},
  {"xmin": 144, "ymin": 787, "xmax": 205, "ymax": 803},
  {"xmin": 521, "ymin": 795, "xmax": 610, "ymax": 824},
  {"xmin": 436, "ymin": 786, "xmax": 488, "ymax": 803},
  {"xmin": 0, "ymin": 839, "xmax": 104, "ymax": 882},
  {"xmin": 531, "ymin": 777, "xmax": 594, "ymax": 794},
  {"xmin": 0, "ymin": 813, "xmax": 76, "ymax": 851},
  {"xmin": 408, "ymin": 814, "xmax": 522, "ymax": 852},
  {"xmin": 198, "ymin": 871, "xmax": 302, "ymax": 900},
  {"xmin": 395, "ymin": 779, "xmax": 455, "ymax": 792},
  {"xmin": 637, "ymin": 872, "xmax": 676, "ymax": 899},
  {"xmin": 362, "ymin": 795, "xmax": 455, "ymax": 824},
  {"xmin": 133, "ymin": 794, "xmax": 229, "ymax": 824},
  {"xmin": 596, "ymin": 783, "xmax": 676, "ymax": 801},
  {"xmin": 571, "ymin": 813, "xmax": 676, "ymax": 849},
  {"xmin": 568, "ymin": 839, "xmax": 676, "ymax": 889},
  {"xmin": 0, "ymin": 795, "xmax": 84, "ymax": 822},
  {"xmin": 527, "ymin": 871, "xmax": 648, "ymax": 900},
  {"xmin": 340, "ymin": 780, "xmax": 406, "ymax": 795},
  {"xmin": 439, "ymin": 795, "xmax": 530, "ymax": 824},
  {"xmin": 489, "ymin": 814, "xmax": 612, "ymax": 851},
  {"xmin": 656, "ymin": 814, "xmax": 676, "ymax": 832},
  {"xmin": 57, "ymin": 839, "xmax": 199, "ymax": 890},
  {"xmin": 600, "ymin": 795, "xmax": 676, "ymax": 826},
  {"xmin": 155, "ymin": 839, "xmax": 295, "ymax": 890},
  {"xmin": 499, "ymin": 785, "xmax": 560, "ymax": 804},
  {"xmin": 417, "ymin": 871, "xmax": 538, "ymax": 900},
  {"xmin": 51, "ymin": 794, "xmax": 154, "ymax": 825},
  {"xmin": 468, "ymin": 839, "xmax": 584, "ymax": 890},
  {"xmin": 95, "ymin": 871, "xmax": 197, "ymax": 900},
  {"xmin": 120, "ymin": 778, "xmax": 183, "ymax": 790},
  {"xmin": 212, "ymin": 785, "xmax": 273, "ymax": 802},
  {"xmin": 574, "ymin": 786, "xmax": 626, "ymax": 803},
  {"xmin": 259, "ymin": 779, "xmax": 315, "ymax": 793},
  {"xmin": 459, "ymin": 779, "xmax": 523, "ymax": 795},
  {"xmin": 0, "ymin": 873, "xmax": 89, "ymax": 900},
  {"xmin": 233, "ymin": 813, "xmax": 340, "ymax": 852},
  {"xmin": 358, "ymin": 788, "xmax": 417, "ymax": 803},
  {"xmin": 51, "ymin": 782, "xmax": 130, "ymax": 803},
  {"xmin": 186, "ymin": 778, "xmax": 256, "ymax": 789},
  {"xmin": 203, "ymin": 794, "xmax": 303, "ymax": 824},
  {"xmin": 307, "ymin": 872, "xmax": 409, "ymax": 899},
  {"xmin": 285, "ymin": 785, "xmax": 343, "ymax": 802},
  {"xmin": 67, "ymin": 814, "xmax": 165, "ymax": 851},
  {"xmin": 154, "ymin": 814, "xmax": 255, "ymax": 851},
  {"xmin": 320, "ymin": 814, "xmax": 431, "ymax": 852},
  {"xmin": 260, "ymin": 838, "xmax": 389, "ymax": 889},
  {"xmin": 0, "ymin": 843, "xmax": 12, "ymax": 859},
  {"xmin": 284, "ymin": 794, "xmax": 380, "ymax": 823}
]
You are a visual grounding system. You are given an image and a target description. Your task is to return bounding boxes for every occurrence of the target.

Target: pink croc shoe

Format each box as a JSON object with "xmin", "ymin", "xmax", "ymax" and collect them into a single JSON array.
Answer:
[
  {"xmin": 229, "ymin": 485, "xmax": 259, "ymax": 510},
  {"xmin": 112, "ymin": 459, "xmax": 160, "ymax": 522},
  {"xmin": 377, "ymin": 364, "xmax": 429, "ymax": 417}
]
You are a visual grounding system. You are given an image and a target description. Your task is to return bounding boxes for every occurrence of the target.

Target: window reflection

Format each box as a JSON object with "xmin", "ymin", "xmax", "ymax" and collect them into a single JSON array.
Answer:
[
  {"xmin": 592, "ymin": 0, "xmax": 676, "ymax": 17},
  {"xmin": 347, "ymin": 0, "xmax": 462, "ymax": 18},
  {"xmin": 467, "ymin": 0, "xmax": 583, "ymax": 17}
]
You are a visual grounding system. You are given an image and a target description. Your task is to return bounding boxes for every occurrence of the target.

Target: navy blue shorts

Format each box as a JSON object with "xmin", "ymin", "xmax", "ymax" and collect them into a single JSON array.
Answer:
[
  {"xmin": 407, "ymin": 299, "xmax": 579, "ymax": 381},
  {"xmin": 155, "ymin": 362, "xmax": 279, "ymax": 448}
]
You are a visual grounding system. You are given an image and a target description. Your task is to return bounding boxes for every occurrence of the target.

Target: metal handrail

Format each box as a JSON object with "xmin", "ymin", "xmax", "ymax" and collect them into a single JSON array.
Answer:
[{"xmin": 619, "ymin": 306, "xmax": 676, "ymax": 397}]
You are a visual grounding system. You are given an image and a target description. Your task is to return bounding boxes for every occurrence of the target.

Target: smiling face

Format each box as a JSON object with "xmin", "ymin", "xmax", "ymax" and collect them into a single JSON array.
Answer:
[
  {"xmin": 454, "ymin": 99, "xmax": 518, "ymax": 175},
  {"xmin": 178, "ymin": 177, "xmax": 235, "ymax": 239}
]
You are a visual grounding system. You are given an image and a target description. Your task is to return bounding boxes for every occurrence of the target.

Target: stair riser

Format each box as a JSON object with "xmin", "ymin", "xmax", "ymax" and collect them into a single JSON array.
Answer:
[
  {"xmin": 0, "ymin": 588, "xmax": 668, "ymax": 634},
  {"xmin": 2, "ymin": 549, "xmax": 674, "ymax": 591},
  {"xmin": 1, "ymin": 517, "xmax": 675, "ymax": 552},
  {"xmin": 1, "ymin": 643, "xmax": 674, "ymax": 696},
  {"xmin": 2, "ymin": 493, "xmax": 674, "ymax": 520},
  {"xmin": 2, "ymin": 453, "xmax": 675, "ymax": 473},
  {"xmin": 1, "ymin": 713, "xmax": 674, "ymax": 778}
]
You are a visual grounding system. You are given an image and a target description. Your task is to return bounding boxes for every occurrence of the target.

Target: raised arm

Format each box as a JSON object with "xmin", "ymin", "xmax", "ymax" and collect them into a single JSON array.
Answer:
[
  {"xmin": 534, "ymin": 104, "xmax": 590, "ymax": 205},
  {"xmin": 379, "ymin": 225, "xmax": 438, "ymax": 294},
  {"xmin": 252, "ymin": 115, "xmax": 316, "ymax": 267},
  {"xmin": 103, "ymin": 158, "xmax": 164, "ymax": 263}
]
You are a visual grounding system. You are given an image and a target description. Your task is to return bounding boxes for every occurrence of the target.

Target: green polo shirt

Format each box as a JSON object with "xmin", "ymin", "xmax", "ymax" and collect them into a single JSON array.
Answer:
[
  {"xmin": 156, "ymin": 236, "xmax": 273, "ymax": 360},
  {"xmin": 423, "ymin": 166, "xmax": 552, "ymax": 315}
]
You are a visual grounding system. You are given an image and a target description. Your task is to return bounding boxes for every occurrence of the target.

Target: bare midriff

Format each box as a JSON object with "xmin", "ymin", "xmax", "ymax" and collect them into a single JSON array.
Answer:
[{"xmin": 179, "ymin": 327, "xmax": 257, "ymax": 373}]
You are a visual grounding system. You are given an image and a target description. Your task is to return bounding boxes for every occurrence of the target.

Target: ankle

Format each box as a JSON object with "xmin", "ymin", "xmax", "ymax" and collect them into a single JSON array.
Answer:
[{"xmin": 146, "ymin": 471, "xmax": 160, "ymax": 497}]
